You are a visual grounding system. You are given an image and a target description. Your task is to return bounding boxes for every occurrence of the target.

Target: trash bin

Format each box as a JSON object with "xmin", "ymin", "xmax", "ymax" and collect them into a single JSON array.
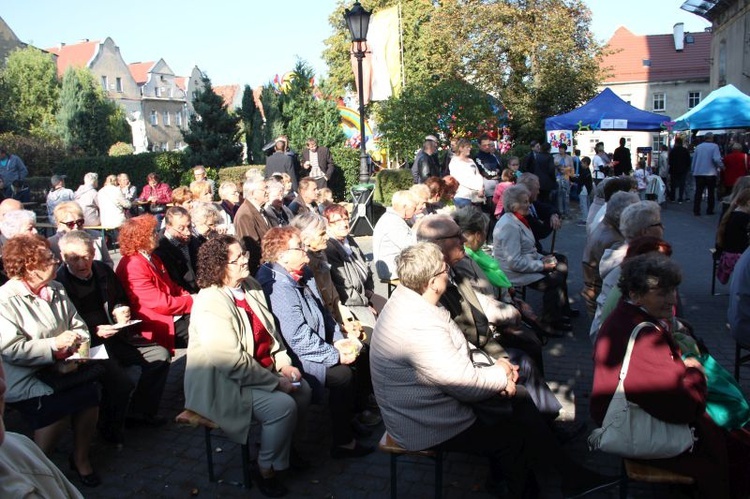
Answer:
[{"xmin": 350, "ymin": 183, "xmax": 375, "ymax": 237}]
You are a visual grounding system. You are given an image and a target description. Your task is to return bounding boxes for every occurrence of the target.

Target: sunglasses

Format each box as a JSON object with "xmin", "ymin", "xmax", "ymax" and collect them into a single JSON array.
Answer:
[{"xmin": 61, "ymin": 219, "xmax": 85, "ymax": 229}]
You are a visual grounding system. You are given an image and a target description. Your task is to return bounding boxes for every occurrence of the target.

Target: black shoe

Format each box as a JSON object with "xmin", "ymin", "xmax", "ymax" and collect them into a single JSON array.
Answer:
[
  {"xmin": 549, "ymin": 320, "xmax": 573, "ymax": 332},
  {"xmin": 69, "ymin": 454, "xmax": 102, "ymax": 487},
  {"xmin": 351, "ymin": 418, "xmax": 373, "ymax": 438},
  {"xmin": 564, "ymin": 307, "xmax": 580, "ymax": 318},
  {"xmin": 125, "ymin": 414, "xmax": 167, "ymax": 428},
  {"xmin": 562, "ymin": 471, "xmax": 620, "ymax": 498},
  {"xmin": 289, "ymin": 448, "xmax": 311, "ymax": 471},
  {"xmin": 99, "ymin": 426, "xmax": 125, "ymax": 447},
  {"xmin": 330, "ymin": 442, "xmax": 375, "ymax": 459},
  {"xmin": 249, "ymin": 466, "xmax": 288, "ymax": 497}
]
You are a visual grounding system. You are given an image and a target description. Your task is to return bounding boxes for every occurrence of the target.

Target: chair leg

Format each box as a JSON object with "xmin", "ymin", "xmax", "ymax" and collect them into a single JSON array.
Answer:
[
  {"xmin": 619, "ymin": 460, "xmax": 628, "ymax": 499},
  {"xmin": 240, "ymin": 443, "xmax": 252, "ymax": 489},
  {"xmin": 205, "ymin": 427, "xmax": 215, "ymax": 483},
  {"xmin": 736, "ymin": 343, "xmax": 742, "ymax": 382},
  {"xmin": 390, "ymin": 454, "xmax": 398, "ymax": 499},
  {"xmin": 712, "ymin": 261, "xmax": 717, "ymax": 296},
  {"xmin": 434, "ymin": 452, "xmax": 443, "ymax": 499}
]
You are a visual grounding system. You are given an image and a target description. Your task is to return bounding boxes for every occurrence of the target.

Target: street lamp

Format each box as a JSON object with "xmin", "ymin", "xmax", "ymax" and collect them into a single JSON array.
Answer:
[{"xmin": 344, "ymin": 1, "xmax": 372, "ymax": 184}]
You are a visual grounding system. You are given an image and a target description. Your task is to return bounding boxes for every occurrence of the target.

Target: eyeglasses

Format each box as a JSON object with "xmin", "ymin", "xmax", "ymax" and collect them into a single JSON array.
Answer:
[
  {"xmin": 61, "ymin": 219, "xmax": 85, "ymax": 229},
  {"xmin": 286, "ymin": 245, "xmax": 308, "ymax": 254},
  {"xmin": 433, "ymin": 264, "xmax": 449, "ymax": 277},
  {"xmin": 328, "ymin": 218, "xmax": 350, "ymax": 225},
  {"xmin": 649, "ymin": 222, "xmax": 664, "ymax": 228},
  {"xmin": 228, "ymin": 251, "xmax": 249, "ymax": 265}
]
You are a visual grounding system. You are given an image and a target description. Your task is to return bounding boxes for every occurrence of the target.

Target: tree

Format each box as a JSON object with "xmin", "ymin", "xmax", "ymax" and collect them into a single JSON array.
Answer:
[
  {"xmin": 182, "ymin": 76, "xmax": 242, "ymax": 167},
  {"xmin": 0, "ymin": 46, "xmax": 61, "ymax": 138},
  {"xmin": 57, "ymin": 67, "xmax": 125, "ymax": 156}
]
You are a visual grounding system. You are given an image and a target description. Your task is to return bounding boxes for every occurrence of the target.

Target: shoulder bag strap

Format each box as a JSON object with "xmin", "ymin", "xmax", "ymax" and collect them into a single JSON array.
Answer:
[{"xmin": 614, "ymin": 322, "xmax": 655, "ymax": 393}]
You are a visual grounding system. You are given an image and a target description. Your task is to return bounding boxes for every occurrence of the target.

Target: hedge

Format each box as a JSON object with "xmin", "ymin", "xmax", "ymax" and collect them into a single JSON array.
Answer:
[
  {"xmin": 53, "ymin": 151, "xmax": 188, "ymax": 188},
  {"xmin": 0, "ymin": 132, "xmax": 67, "ymax": 177},
  {"xmin": 373, "ymin": 168, "xmax": 413, "ymax": 207}
]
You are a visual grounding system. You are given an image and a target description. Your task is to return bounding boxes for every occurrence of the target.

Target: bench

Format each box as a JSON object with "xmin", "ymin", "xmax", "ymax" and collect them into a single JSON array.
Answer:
[
  {"xmin": 175, "ymin": 409, "xmax": 252, "ymax": 489},
  {"xmin": 620, "ymin": 459, "xmax": 694, "ymax": 498},
  {"xmin": 379, "ymin": 432, "xmax": 443, "ymax": 499}
]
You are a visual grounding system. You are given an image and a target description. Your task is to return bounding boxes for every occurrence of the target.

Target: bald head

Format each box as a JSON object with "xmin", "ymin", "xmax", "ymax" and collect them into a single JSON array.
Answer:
[
  {"xmin": 415, "ymin": 214, "xmax": 466, "ymax": 265},
  {"xmin": 0, "ymin": 198, "xmax": 23, "ymax": 221}
]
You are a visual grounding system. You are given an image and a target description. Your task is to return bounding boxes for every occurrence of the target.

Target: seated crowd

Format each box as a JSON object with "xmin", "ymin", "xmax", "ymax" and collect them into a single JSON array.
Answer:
[{"xmin": 1, "ymin": 155, "xmax": 749, "ymax": 499}]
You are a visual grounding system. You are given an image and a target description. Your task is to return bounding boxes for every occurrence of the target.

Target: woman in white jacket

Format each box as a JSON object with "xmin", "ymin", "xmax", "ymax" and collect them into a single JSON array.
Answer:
[
  {"xmin": 97, "ymin": 175, "xmax": 131, "ymax": 228},
  {"xmin": 448, "ymin": 138, "xmax": 485, "ymax": 208}
]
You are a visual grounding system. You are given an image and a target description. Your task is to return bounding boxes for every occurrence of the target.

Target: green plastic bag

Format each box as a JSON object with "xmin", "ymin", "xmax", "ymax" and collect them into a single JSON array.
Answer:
[
  {"xmin": 464, "ymin": 246, "xmax": 513, "ymax": 289},
  {"xmin": 690, "ymin": 353, "xmax": 750, "ymax": 430}
]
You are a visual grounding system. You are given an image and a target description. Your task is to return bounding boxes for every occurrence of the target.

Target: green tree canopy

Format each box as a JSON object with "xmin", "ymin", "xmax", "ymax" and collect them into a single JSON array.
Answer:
[
  {"xmin": 182, "ymin": 76, "xmax": 242, "ymax": 167},
  {"xmin": 0, "ymin": 46, "xmax": 61, "ymax": 139},
  {"xmin": 57, "ymin": 67, "xmax": 127, "ymax": 156}
]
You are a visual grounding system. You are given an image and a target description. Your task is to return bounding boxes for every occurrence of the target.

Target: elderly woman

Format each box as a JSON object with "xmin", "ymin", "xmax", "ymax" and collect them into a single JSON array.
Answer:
[
  {"xmin": 139, "ymin": 173, "xmax": 171, "ymax": 223},
  {"xmin": 256, "ymin": 226, "xmax": 375, "ymax": 458},
  {"xmin": 716, "ymin": 188, "xmax": 750, "ymax": 284},
  {"xmin": 170, "ymin": 186, "xmax": 193, "ymax": 209},
  {"xmin": 185, "ymin": 235, "xmax": 311, "ymax": 497},
  {"xmin": 0, "ymin": 209, "xmax": 36, "ymax": 239},
  {"xmin": 372, "ymin": 242, "xmax": 618, "ymax": 498},
  {"xmin": 115, "ymin": 215, "xmax": 192, "ymax": 355},
  {"xmin": 592, "ymin": 253, "xmax": 749, "ymax": 498},
  {"xmin": 493, "ymin": 185, "xmax": 573, "ymax": 332},
  {"xmin": 323, "ymin": 204, "xmax": 377, "ymax": 329},
  {"xmin": 190, "ymin": 180, "xmax": 213, "ymax": 205},
  {"xmin": 97, "ymin": 174, "xmax": 131, "ymax": 229},
  {"xmin": 48, "ymin": 202, "xmax": 112, "ymax": 268},
  {"xmin": 264, "ymin": 179, "xmax": 294, "ymax": 227},
  {"xmin": 190, "ymin": 202, "xmax": 224, "ymax": 243},
  {"xmin": 217, "ymin": 181, "xmax": 240, "ymax": 227},
  {"xmin": 74, "ymin": 172, "xmax": 100, "ymax": 226},
  {"xmin": 589, "ymin": 201, "xmax": 665, "ymax": 342},
  {"xmin": 449, "ymin": 138, "xmax": 484, "ymax": 208},
  {"xmin": 0, "ymin": 235, "xmax": 101, "ymax": 487},
  {"xmin": 581, "ymin": 190, "xmax": 639, "ymax": 315}
]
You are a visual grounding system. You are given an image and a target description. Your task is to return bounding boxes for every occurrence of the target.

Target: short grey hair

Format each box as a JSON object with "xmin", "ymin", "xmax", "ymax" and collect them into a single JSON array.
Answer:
[
  {"xmin": 618, "ymin": 253, "xmax": 682, "ymax": 297},
  {"xmin": 190, "ymin": 202, "xmax": 221, "ymax": 226},
  {"xmin": 396, "ymin": 242, "xmax": 444, "ymax": 294},
  {"xmin": 409, "ymin": 183, "xmax": 430, "ymax": 202},
  {"xmin": 59, "ymin": 230, "xmax": 94, "ymax": 254},
  {"xmin": 243, "ymin": 173, "xmax": 266, "ymax": 199},
  {"xmin": 290, "ymin": 212, "xmax": 327, "ymax": 244},
  {"xmin": 620, "ymin": 201, "xmax": 661, "ymax": 240},
  {"xmin": 452, "ymin": 206, "xmax": 487, "ymax": 235},
  {"xmin": 605, "ymin": 191, "xmax": 639, "ymax": 226},
  {"xmin": 503, "ymin": 184, "xmax": 531, "ymax": 213},
  {"xmin": 83, "ymin": 172, "xmax": 98, "ymax": 186},
  {"xmin": 517, "ymin": 173, "xmax": 539, "ymax": 190},
  {"xmin": 1, "ymin": 210, "xmax": 36, "ymax": 238},
  {"xmin": 266, "ymin": 179, "xmax": 285, "ymax": 197},
  {"xmin": 391, "ymin": 190, "xmax": 417, "ymax": 210},
  {"xmin": 218, "ymin": 181, "xmax": 239, "ymax": 200}
]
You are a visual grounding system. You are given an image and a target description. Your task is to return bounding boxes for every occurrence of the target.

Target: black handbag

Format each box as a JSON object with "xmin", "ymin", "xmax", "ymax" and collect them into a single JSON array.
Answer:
[
  {"xmin": 36, "ymin": 362, "xmax": 105, "ymax": 392},
  {"xmin": 469, "ymin": 347, "xmax": 513, "ymax": 423}
]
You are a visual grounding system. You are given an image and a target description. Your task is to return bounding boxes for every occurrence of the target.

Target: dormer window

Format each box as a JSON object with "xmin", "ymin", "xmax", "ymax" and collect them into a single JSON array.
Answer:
[{"xmin": 642, "ymin": 59, "xmax": 651, "ymax": 67}]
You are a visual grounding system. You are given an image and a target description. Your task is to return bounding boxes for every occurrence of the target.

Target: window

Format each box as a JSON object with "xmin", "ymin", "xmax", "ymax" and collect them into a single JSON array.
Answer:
[
  {"xmin": 652, "ymin": 135, "xmax": 666, "ymax": 151},
  {"xmin": 100, "ymin": 75, "xmax": 108, "ymax": 91},
  {"xmin": 149, "ymin": 109, "xmax": 158, "ymax": 126},
  {"xmin": 688, "ymin": 92, "xmax": 701, "ymax": 109},
  {"xmin": 115, "ymin": 77, "xmax": 123, "ymax": 93},
  {"xmin": 621, "ymin": 94, "xmax": 632, "ymax": 105},
  {"xmin": 154, "ymin": 86, "xmax": 161, "ymax": 97},
  {"xmin": 652, "ymin": 93, "xmax": 666, "ymax": 112},
  {"xmin": 160, "ymin": 142, "xmax": 169, "ymax": 151},
  {"xmin": 163, "ymin": 111, "xmax": 170, "ymax": 126},
  {"xmin": 175, "ymin": 110, "xmax": 183, "ymax": 127}
]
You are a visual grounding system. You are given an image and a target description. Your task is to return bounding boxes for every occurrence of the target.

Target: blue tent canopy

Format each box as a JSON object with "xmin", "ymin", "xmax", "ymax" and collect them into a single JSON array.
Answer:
[
  {"xmin": 673, "ymin": 84, "xmax": 750, "ymax": 131},
  {"xmin": 545, "ymin": 88, "xmax": 669, "ymax": 132}
]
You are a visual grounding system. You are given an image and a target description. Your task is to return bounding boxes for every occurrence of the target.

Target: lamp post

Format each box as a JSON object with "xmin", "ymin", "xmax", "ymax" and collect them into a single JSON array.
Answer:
[{"xmin": 344, "ymin": 1, "xmax": 372, "ymax": 184}]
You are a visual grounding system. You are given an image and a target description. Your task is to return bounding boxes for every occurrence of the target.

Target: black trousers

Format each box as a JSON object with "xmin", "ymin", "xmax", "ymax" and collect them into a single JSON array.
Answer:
[
  {"xmin": 693, "ymin": 175, "xmax": 717, "ymax": 215},
  {"xmin": 324, "ymin": 351, "xmax": 373, "ymax": 447},
  {"xmin": 527, "ymin": 253, "xmax": 570, "ymax": 322}
]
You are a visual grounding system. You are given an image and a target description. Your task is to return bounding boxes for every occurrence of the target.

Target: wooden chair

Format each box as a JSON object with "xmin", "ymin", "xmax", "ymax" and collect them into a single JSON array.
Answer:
[
  {"xmin": 710, "ymin": 248, "xmax": 724, "ymax": 296},
  {"xmin": 735, "ymin": 341, "xmax": 750, "ymax": 381},
  {"xmin": 379, "ymin": 432, "xmax": 444, "ymax": 499},
  {"xmin": 381, "ymin": 278, "xmax": 400, "ymax": 298},
  {"xmin": 620, "ymin": 459, "xmax": 694, "ymax": 498},
  {"xmin": 175, "ymin": 409, "xmax": 252, "ymax": 489}
]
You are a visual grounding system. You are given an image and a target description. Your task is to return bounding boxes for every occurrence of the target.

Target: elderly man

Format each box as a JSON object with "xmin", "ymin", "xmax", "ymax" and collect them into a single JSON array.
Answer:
[
  {"xmin": 289, "ymin": 177, "xmax": 318, "ymax": 216},
  {"xmin": 192, "ymin": 165, "xmax": 215, "ymax": 197},
  {"xmin": 411, "ymin": 139, "xmax": 441, "ymax": 184},
  {"xmin": 417, "ymin": 214, "xmax": 563, "ymax": 416},
  {"xmin": 74, "ymin": 172, "xmax": 101, "ymax": 226},
  {"xmin": 301, "ymin": 138, "xmax": 335, "ymax": 188},
  {"xmin": 691, "ymin": 132, "xmax": 724, "ymax": 216},
  {"xmin": 153, "ymin": 207, "xmax": 200, "ymax": 293},
  {"xmin": 265, "ymin": 140, "xmax": 298, "ymax": 191},
  {"xmin": 373, "ymin": 190, "xmax": 418, "ymax": 280},
  {"xmin": 0, "ymin": 146, "xmax": 27, "ymax": 198},
  {"xmin": 581, "ymin": 191, "xmax": 639, "ymax": 315},
  {"xmin": 371, "ymin": 242, "xmax": 618, "ymax": 498},
  {"xmin": 264, "ymin": 179, "xmax": 294, "ymax": 227},
  {"xmin": 46, "ymin": 174, "xmax": 75, "ymax": 223},
  {"xmin": 56, "ymin": 231, "xmax": 171, "ymax": 436},
  {"xmin": 235, "ymin": 174, "xmax": 270, "ymax": 274},
  {"xmin": 589, "ymin": 201, "xmax": 665, "ymax": 342}
]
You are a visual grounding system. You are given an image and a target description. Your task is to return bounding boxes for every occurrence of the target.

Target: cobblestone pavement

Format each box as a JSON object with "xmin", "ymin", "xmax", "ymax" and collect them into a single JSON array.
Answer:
[{"xmin": 4, "ymin": 199, "xmax": 743, "ymax": 498}]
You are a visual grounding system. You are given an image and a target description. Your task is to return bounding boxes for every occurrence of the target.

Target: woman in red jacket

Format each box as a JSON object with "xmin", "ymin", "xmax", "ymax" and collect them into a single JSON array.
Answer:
[
  {"xmin": 592, "ymin": 253, "xmax": 748, "ymax": 498},
  {"xmin": 115, "ymin": 215, "xmax": 192, "ymax": 355}
]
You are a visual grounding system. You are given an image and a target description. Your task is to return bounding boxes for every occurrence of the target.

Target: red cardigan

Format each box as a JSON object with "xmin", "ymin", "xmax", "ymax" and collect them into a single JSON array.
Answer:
[
  {"xmin": 591, "ymin": 300, "xmax": 706, "ymax": 426},
  {"xmin": 115, "ymin": 252, "xmax": 193, "ymax": 355}
]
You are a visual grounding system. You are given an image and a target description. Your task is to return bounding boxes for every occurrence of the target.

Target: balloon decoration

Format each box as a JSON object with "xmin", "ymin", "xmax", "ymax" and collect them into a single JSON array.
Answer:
[
  {"xmin": 272, "ymin": 72, "xmax": 296, "ymax": 94},
  {"xmin": 338, "ymin": 104, "xmax": 383, "ymax": 162}
]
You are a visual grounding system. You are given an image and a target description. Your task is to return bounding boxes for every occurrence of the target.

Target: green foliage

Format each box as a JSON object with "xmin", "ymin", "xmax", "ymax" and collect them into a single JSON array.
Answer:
[
  {"xmin": 328, "ymin": 145, "xmax": 361, "ymax": 201},
  {"xmin": 373, "ymin": 168, "xmax": 413, "ymax": 206},
  {"xmin": 239, "ymin": 85, "xmax": 264, "ymax": 164},
  {"xmin": 375, "ymin": 78, "xmax": 501, "ymax": 161},
  {"xmin": 54, "ymin": 151, "xmax": 187, "ymax": 188},
  {"xmin": 217, "ymin": 165, "xmax": 264, "ymax": 186},
  {"xmin": 57, "ymin": 67, "xmax": 124, "ymax": 156},
  {"xmin": 0, "ymin": 132, "xmax": 67, "ymax": 177},
  {"xmin": 182, "ymin": 76, "xmax": 243, "ymax": 167},
  {"xmin": 178, "ymin": 165, "xmax": 220, "ymax": 187},
  {"xmin": 108, "ymin": 141, "xmax": 135, "ymax": 156},
  {"xmin": 0, "ymin": 47, "xmax": 61, "ymax": 139}
]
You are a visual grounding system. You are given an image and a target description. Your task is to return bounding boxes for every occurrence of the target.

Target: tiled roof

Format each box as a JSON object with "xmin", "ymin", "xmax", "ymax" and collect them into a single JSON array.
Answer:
[
  {"xmin": 174, "ymin": 76, "xmax": 187, "ymax": 91},
  {"xmin": 214, "ymin": 84, "xmax": 241, "ymax": 109},
  {"xmin": 602, "ymin": 26, "xmax": 711, "ymax": 83},
  {"xmin": 128, "ymin": 61, "xmax": 155, "ymax": 85},
  {"xmin": 46, "ymin": 39, "xmax": 100, "ymax": 77}
]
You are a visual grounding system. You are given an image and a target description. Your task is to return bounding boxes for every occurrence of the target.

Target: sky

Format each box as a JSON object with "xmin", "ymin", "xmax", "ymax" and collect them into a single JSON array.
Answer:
[{"xmin": 3, "ymin": 0, "xmax": 711, "ymax": 88}]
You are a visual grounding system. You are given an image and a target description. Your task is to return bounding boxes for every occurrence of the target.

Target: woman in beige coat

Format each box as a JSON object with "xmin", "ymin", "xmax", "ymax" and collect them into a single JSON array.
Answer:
[{"xmin": 184, "ymin": 235, "xmax": 311, "ymax": 498}]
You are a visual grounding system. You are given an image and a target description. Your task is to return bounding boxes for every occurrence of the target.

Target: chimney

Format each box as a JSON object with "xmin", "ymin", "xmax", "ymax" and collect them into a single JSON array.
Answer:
[{"xmin": 673, "ymin": 23, "xmax": 685, "ymax": 51}]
